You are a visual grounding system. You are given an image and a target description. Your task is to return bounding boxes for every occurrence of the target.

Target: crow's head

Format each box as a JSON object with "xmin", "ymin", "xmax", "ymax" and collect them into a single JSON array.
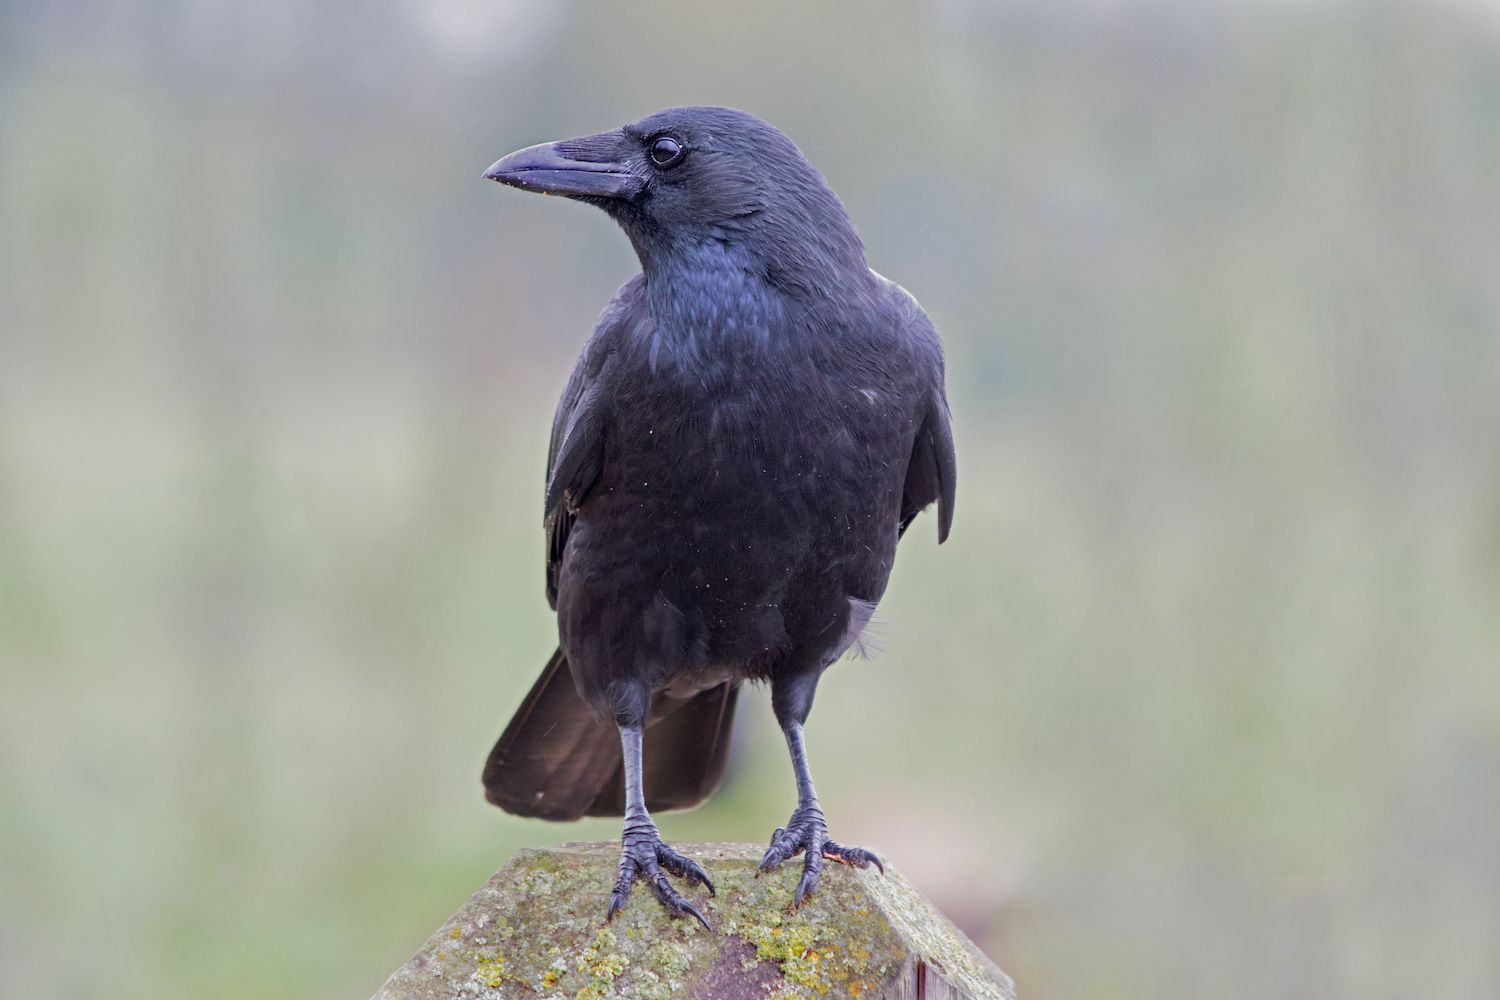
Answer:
[{"xmin": 485, "ymin": 107, "xmax": 865, "ymax": 281}]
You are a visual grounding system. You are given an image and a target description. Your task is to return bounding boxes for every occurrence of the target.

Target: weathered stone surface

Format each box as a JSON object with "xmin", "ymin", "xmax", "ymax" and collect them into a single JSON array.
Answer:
[{"xmin": 373, "ymin": 842, "xmax": 1014, "ymax": 1000}]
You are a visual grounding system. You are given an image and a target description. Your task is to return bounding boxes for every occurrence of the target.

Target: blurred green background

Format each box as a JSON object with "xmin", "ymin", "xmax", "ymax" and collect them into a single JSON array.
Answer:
[{"xmin": 3, "ymin": 1, "xmax": 1499, "ymax": 998}]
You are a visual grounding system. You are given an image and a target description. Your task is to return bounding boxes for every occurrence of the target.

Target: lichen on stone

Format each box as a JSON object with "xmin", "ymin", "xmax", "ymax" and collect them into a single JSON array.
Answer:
[{"xmin": 474, "ymin": 955, "xmax": 507, "ymax": 990}]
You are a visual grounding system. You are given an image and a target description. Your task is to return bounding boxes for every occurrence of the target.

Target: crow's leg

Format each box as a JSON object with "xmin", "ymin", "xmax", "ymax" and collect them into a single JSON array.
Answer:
[
  {"xmin": 606, "ymin": 723, "xmax": 713, "ymax": 928},
  {"xmin": 760, "ymin": 675, "xmax": 884, "ymax": 907}
]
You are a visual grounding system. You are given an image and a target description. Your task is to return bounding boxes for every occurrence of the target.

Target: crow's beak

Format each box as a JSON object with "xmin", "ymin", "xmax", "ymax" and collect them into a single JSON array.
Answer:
[{"xmin": 483, "ymin": 133, "xmax": 640, "ymax": 200}]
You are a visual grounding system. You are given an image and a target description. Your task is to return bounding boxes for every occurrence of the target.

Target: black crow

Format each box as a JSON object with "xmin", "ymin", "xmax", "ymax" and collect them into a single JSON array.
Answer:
[{"xmin": 481, "ymin": 106, "xmax": 955, "ymax": 925}]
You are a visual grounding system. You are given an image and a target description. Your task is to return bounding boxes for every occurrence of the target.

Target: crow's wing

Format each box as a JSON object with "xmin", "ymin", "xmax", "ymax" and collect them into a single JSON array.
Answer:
[
  {"xmin": 542, "ymin": 278, "xmax": 639, "ymax": 608},
  {"xmin": 892, "ymin": 290, "xmax": 957, "ymax": 543},
  {"xmin": 900, "ymin": 388, "xmax": 956, "ymax": 542}
]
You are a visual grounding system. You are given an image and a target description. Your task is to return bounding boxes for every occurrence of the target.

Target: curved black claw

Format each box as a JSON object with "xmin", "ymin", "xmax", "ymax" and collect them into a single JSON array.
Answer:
[
  {"xmin": 606, "ymin": 819, "xmax": 713, "ymax": 929},
  {"xmin": 758, "ymin": 805, "xmax": 883, "ymax": 908}
]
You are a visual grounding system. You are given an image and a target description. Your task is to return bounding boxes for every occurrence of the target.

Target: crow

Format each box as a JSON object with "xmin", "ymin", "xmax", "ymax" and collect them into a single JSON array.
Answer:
[{"xmin": 481, "ymin": 106, "xmax": 955, "ymax": 926}]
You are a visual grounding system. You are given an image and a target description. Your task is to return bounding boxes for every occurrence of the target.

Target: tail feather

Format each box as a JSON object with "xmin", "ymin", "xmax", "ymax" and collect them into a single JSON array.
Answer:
[
  {"xmin": 585, "ymin": 681, "xmax": 740, "ymax": 817},
  {"xmin": 482, "ymin": 649, "xmax": 620, "ymax": 820},
  {"xmin": 483, "ymin": 649, "xmax": 739, "ymax": 821}
]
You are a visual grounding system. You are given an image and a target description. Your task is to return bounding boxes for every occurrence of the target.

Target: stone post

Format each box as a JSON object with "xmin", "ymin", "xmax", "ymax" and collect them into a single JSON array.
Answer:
[{"xmin": 373, "ymin": 842, "xmax": 1014, "ymax": 999}]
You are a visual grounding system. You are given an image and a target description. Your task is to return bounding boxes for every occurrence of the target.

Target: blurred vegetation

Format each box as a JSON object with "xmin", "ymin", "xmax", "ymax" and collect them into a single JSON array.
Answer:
[{"xmin": 2, "ymin": 2, "xmax": 1498, "ymax": 999}]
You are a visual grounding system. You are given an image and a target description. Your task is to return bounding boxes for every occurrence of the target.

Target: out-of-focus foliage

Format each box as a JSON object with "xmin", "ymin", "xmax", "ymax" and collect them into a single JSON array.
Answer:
[{"xmin": 2, "ymin": 2, "xmax": 1498, "ymax": 998}]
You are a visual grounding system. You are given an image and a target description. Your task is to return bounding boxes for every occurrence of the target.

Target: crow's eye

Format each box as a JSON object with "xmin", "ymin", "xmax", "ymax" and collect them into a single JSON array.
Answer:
[{"xmin": 648, "ymin": 136, "xmax": 685, "ymax": 168}]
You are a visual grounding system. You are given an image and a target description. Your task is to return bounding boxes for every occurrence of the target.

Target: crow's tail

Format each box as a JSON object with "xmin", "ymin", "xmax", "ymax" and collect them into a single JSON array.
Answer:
[{"xmin": 482, "ymin": 649, "xmax": 740, "ymax": 821}]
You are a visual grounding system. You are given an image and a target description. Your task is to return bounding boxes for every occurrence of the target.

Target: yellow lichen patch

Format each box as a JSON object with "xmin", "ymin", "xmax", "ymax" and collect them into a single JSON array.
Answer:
[
  {"xmin": 742, "ymin": 914, "xmax": 830, "ymax": 990},
  {"xmin": 475, "ymin": 955, "xmax": 507, "ymax": 989},
  {"xmin": 576, "ymin": 928, "xmax": 629, "ymax": 987},
  {"xmin": 449, "ymin": 926, "xmax": 463, "ymax": 939},
  {"xmin": 646, "ymin": 940, "xmax": 691, "ymax": 982}
]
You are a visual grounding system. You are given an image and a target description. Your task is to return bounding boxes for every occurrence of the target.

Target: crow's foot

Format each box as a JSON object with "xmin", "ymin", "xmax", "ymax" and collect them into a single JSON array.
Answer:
[
  {"xmin": 757, "ymin": 803, "xmax": 884, "ymax": 908},
  {"xmin": 606, "ymin": 818, "xmax": 713, "ymax": 928}
]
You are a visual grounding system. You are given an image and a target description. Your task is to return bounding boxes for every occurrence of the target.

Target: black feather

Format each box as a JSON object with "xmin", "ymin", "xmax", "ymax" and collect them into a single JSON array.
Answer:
[
  {"xmin": 484, "ymin": 649, "xmax": 741, "ymax": 820},
  {"xmin": 482, "ymin": 649, "xmax": 620, "ymax": 821},
  {"xmin": 585, "ymin": 682, "xmax": 740, "ymax": 816}
]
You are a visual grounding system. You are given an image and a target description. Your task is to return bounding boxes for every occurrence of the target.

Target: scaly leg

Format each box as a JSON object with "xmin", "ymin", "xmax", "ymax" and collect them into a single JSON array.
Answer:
[
  {"xmin": 759, "ymin": 676, "xmax": 883, "ymax": 907},
  {"xmin": 606, "ymin": 724, "xmax": 714, "ymax": 927}
]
